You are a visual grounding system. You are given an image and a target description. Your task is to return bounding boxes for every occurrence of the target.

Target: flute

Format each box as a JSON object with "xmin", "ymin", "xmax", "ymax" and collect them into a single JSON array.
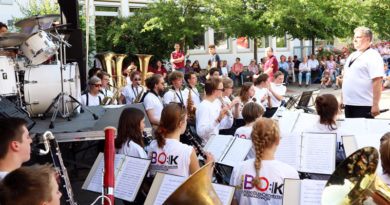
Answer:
[{"xmin": 218, "ymin": 96, "xmax": 232, "ymax": 117}]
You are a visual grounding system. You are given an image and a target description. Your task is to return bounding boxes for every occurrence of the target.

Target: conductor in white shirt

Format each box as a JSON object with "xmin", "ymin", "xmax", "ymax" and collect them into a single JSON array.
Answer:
[
  {"xmin": 80, "ymin": 76, "xmax": 105, "ymax": 106},
  {"xmin": 196, "ymin": 77, "xmax": 230, "ymax": 143},
  {"xmin": 341, "ymin": 26, "xmax": 384, "ymax": 118}
]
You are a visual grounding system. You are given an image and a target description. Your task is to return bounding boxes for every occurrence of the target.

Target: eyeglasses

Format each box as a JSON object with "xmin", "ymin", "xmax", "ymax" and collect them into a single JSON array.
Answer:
[
  {"xmin": 134, "ymin": 78, "xmax": 141, "ymax": 81},
  {"xmin": 216, "ymin": 88, "xmax": 225, "ymax": 92},
  {"xmin": 94, "ymin": 84, "xmax": 102, "ymax": 87}
]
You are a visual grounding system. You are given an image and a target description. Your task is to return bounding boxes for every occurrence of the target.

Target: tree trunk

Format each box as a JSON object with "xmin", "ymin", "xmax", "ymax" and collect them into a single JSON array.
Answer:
[
  {"xmin": 254, "ymin": 38, "xmax": 258, "ymax": 63},
  {"xmin": 312, "ymin": 37, "xmax": 315, "ymax": 55}
]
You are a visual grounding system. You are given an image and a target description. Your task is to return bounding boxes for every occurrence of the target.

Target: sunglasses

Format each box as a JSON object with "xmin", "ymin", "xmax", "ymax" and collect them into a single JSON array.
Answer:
[
  {"xmin": 134, "ymin": 78, "xmax": 142, "ymax": 81},
  {"xmin": 94, "ymin": 84, "xmax": 102, "ymax": 87},
  {"xmin": 217, "ymin": 88, "xmax": 225, "ymax": 92}
]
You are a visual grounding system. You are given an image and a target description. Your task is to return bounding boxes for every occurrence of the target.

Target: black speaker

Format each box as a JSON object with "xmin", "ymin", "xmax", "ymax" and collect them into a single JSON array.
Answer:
[{"xmin": 0, "ymin": 97, "xmax": 35, "ymax": 130}]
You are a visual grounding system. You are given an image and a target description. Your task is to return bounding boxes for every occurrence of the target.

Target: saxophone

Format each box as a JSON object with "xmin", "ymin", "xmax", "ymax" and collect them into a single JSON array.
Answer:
[
  {"xmin": 133, "ymin": 85, "xmax": 145, "ymax": 104},
  {"xmin": 101, "ymin": 85, "xmax": 122, "ymax": 105},
  {"xmin": 187, "ymin": 88, "xmax": 196, "ymax": 122}
]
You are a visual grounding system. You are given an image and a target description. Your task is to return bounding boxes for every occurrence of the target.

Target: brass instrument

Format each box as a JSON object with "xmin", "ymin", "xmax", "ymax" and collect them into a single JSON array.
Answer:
[
  {"xmin": 135, "ymin": 54, "xmax": 153, "ymax": 86},
  {"xmin": 95, "ymin": 52, "xmax": 115, "ymax": 88},
  {"xmin": 101, "ymin": 84, "xmax": 123, "ymax": 105},
  {"xmin": 114, "ymin": 54, "xmax": 127, "ymax": 88},
  {"xmin": 133, "ymin": 84, "xmax": 145, "ymax": 104},
  {"xmin": 95, "ymin": 52, "xmax": 127, "ymax": 90},
  {"xmin": 187, "ymin": 87, "xmax": 196, "ymax": 122},
  {"xmin": 322, "ymin": 147, "xmax": 390, "ymax": 204},
  {"xmin": 164, "ymin": 162, "xmax": 222, "ymax": 205}
]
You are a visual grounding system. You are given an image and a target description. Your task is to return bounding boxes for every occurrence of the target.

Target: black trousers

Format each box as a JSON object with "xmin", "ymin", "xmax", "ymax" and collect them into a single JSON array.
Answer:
[
  {"xmin": 263, "ymin": 107, "xmax": 278, "ymax": 118},
  {"xmin": 345, "ymin": 105, "xmax": 373, "ymax": 119}
]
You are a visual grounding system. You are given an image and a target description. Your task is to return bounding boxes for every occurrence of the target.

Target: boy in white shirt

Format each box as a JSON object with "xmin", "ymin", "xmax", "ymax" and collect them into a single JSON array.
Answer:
[{"xmin": 163, "ymin": 71, "xmax": 185, "ymax": 105}]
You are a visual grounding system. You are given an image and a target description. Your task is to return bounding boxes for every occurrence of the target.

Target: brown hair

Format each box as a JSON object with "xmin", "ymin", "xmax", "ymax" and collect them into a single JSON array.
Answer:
[
  {"xmin": 168, "ymin": 71, "xmax": 184, "ymax": 84},
  {"xmin": 254, "ymin": 74, "xmax": 269, "ymax": 86},
  {"xmin": 115, "ymin": 108, "xmax": 145, "ymax": 149},
  {"xmin": 97, "ymin": 71, "xmax": 111, "ymax": 79},
  {"xmin": 145, "ymin": 74, "xmax": 162, "ymax": 90},
  {"xmin": 222, "ymin": 77, "xmax": 233, "ymax": 89},
  {"xmin": 315, "ymin": 94, "xmax": 338, "ymax": 130},
  {"xmin": 184, "ymin": 71, "xmax": 196, "ymax": 83},
  {"xmin": 273, "ymin": 71, "xmax": 284, "ymax": 79},
  {"xmin": 381, "ymin": 132, "xmax": 390, "ymax": 174},
  {"xmin": 239, "ymin": 82, "xmax": 253, "ymax": 104},
  {"xmin": 130, "ymin": 71, "xmax": 141, "ymax": 80},
  {"xmin": 251, "ymin": 118, "xmax": 280, "ymax": 187},
  {"xmin": 204, "ymin": 77, "xmax": 222, "ymax": 95},
  {"xmin": 242, "ymin": 102, "xmax": 264, "ymax": 123},
  {"xmin": 208, "ymin": 44, "xmax": 215, "ymax": 49},
  {"xmin": 0, "ymin": 118, "xmax": 27, "ymax": 159},
  {"xmin": 0, "ymin": 164, "xmax": 56, "ymax": 205},
  {"xmin": 154, "ymin": 103, "xmax": 187, "ymax": 148}
]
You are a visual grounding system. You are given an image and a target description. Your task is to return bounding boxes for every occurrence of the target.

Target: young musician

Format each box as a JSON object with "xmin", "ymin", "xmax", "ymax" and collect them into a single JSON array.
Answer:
[
  {"xmin": 80, "ymin": 76, "xmax": 105, "ymax": 106},
  {"xmin": 218, "ymin": 77, "xmax": 239, "ymax": 135},
  {"xmin": 305, "ymin": 94, "xmax": 346, "ymax": 162},
  {"xmin": 142, "ymin": 74, "xmax": 165, "ymax": 126},
  {"xmin": 119, "ymin": 71, "xmax": 144, "ymax": 104},
  {"xmin": 253, "ymin": 74, "xmax": 271, "ymax": 110},
  {"xmin": 234, "ymin": 103, "xmax": 264, "ymax": 159},
  {"xmin": 0, "ymin": 118, "xmax": 32, "ymax": 180},
  {"xmin": 146, "ymin": 103, "xmax": 214, "ymax": 177},
  {"xmin": 235, "ymin": 82, "xmax": 256, "ymax": 127},
  {"xmin": 163, "ymin": 71, "xmax": 184, "ymax": 105},
  {"xmin": 196, "ymin": 77, "xmax": 230, "ymax": 143},
  {"xmin": 183, "ymin": 71, "xmax": 201, "ymax": 107},
  {"xmin": 230, "ymin": 118, "xmax": 299, "ymax": 205},
  {"xmin": 115, "ymin": 108, "xmax": 147, "ymax": 158},
  {"xmin": 380, "ymin": 132, "xmax": 390, "ymax": 186},
  {"xmin": 263, "ymin": 71, "xmax": 286, "ymax": 118},
  {"xmin": 97, "ymin": 71, "xmax": 114, "ymax": 98},
  {"xmin": 0, "ymin": 164, "xmax": 62, "ymax": 205}
]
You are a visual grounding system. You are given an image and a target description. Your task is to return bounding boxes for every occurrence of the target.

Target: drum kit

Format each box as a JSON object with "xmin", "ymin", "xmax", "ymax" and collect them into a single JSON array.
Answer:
[{"xmin": 0, "ymin": 14, "xmax": 84, "ymax": 128}]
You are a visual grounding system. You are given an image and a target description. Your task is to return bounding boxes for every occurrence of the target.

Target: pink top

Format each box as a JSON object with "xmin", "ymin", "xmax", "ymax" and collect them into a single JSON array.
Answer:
[
  {"xmin": 264, "ymin": 56, "xmax": 279, "ymax": 82},
  {"xmin": 232, "ymin": 63, "xmax": 243, "ymax": 73},
  {"xmin": 248, "ymin": 64, "xmax": 259, "ymax": 73},
  {"xmin": 326, "ymin": 61, "xmax": 336, "ymax": 70}
]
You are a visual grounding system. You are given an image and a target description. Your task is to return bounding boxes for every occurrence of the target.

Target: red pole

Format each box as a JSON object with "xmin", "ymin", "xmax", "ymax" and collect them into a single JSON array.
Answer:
[{"xmin": 104, "ymin": 126, "xmax": 116, "ymax": 205}]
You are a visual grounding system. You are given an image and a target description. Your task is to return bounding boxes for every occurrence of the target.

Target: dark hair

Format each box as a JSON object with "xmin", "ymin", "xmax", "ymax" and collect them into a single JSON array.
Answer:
[
  {"xmin": 204, "ymin": 77, "xmax": 222, "ymax": 95},
  {"xmin": 0, "ymin": 118, "xmax": 27, "ymax": 159},
  {"xmin": 168, "ymin": 71, "xmax": 184, "ymax": 84},
  {"xmin": 88, "ymin": 67, "xmax": 101, "ymax": 79},
  {"xmin": 97, "ymin": 71, "xmax": 110, "ymax": 79},
  {"xmin": 315, "ymin": 94, "xmax": 338, "ymax": 130},
  {"xmin": 0, "ymin": 164, "xmax": 56, "ymax": 205},
  {"xmin": 242, "ymin": 102, "xmax": 264, "ymax": 123},
  {"xmin": 184, "ymin": 71, "xmax": 196, "ymax": 83},
  {"xmin": 191, "ymin": 60, "xmax": 200, "ymax": 69},
  {"xmin": 115, "ymin": 108, "xmax": 145, "ymax": 150},
  {"xmin": 145, "ymin": 74, "xmax": 162, "ymax": 90},
  {"xmin": 130, "ymin": 71, "xmax": 141, "ymax": 80},
  {"xmin": 380, "ymin": 132, "xmax": 390, "ymax": 174},
  {"xmin": 154, "ymin": 103, "xmax": 187, "ymax": 148},
  {"xmin": 254, "ymin": 74, "xmax": 269, "ymax": 86},
  {"xmin": 236, "ymin": 57, "xmax": 240, "ymax": 61},
  {"xmin": 240, "ymin": 82, "xmax": 253, "ymax": 104},
  {"xmin": 273, "ymin": 71, "xmax": 284, "ymax": 79},
  {"xmin": 186, "ymin": 60, "xmax": 191, "ymax": 64},
  {"xmin": 208, "ymin": 44, "xmax": 215, "ymax": 49},
  {"xmin": 0, "ymin": 22, "xmax": 7, "ymax": 29},
  {"xmin": 209, "ymin": 68, "xmax": 220, "ymax": 76}
]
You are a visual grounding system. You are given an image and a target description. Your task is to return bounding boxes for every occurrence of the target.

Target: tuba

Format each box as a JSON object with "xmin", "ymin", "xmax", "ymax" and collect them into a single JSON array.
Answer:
[
  {"xmin": 95, "ymin": 52, "xmax": 127, "ymax": 90},
  {"xmin": 164, "ymin": 162, "xmax": 222, "ymax": 205},
  {"xmin": 135, "ymin": 54, "xmax": 153, "ymax": 86},
  {"xmin": 113, "ymin": 54, "xmax": 127, "ymax": 88},
  {"xmin": 322, "ymin": 146, "xmax": 390, "ymax": 204},
  {"xmin": 187, "ymin": 87, "xmax": 196, "ymax": 122}
]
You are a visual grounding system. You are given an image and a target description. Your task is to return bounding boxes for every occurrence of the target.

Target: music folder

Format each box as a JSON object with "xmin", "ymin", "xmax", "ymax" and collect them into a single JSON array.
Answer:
[
  {"xmin": 283, "ymin": 178, "xmax": 327, "ymax": 205},
  {"xmin": 82, "ymin": 153, "xmax": 151, "ymax": 202},
  {"xmin": 203, "ymin": 135, "xmax": 252, "ymax": 167},
  {"xmin": 275, "ymin": 132, "xmax": 337, "ymax": 175},
  {"xmin": 144, "ymin": 172, "xmax": 235, "ymax": 205}
]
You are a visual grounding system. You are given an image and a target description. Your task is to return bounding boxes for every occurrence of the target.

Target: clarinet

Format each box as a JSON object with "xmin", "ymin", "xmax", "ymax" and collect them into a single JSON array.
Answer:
[{"xmin": 44, "ymin": 131, "xmax": 77, "ymax": 205}]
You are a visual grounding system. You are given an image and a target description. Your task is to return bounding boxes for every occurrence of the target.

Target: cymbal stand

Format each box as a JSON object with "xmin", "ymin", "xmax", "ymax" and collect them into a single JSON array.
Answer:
[{"xmin": 43, "ymin": 28, "xmax": 98, "ymax": 129}]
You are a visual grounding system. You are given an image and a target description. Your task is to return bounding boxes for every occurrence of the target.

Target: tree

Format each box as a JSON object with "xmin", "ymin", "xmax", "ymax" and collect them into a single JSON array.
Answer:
[{"xmin": 366, "ymin": 0, "xmax": 390, "ymax": 41}]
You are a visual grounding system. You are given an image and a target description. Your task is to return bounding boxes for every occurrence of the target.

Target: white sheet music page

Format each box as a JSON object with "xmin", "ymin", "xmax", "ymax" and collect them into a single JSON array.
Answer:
[
  {"xmin": 278, "ymin": 110, "xmax": 299, "ymax": 135},
  {"xmin": 275, "ymin": 133, "xmax": 301, "ymax": 170},
  {"xmin": 114, "ymin": 157, "xmax": 150, "ymax": 202},
  {"xmin": 154, "ymin": 174, "xmax": 186, "ymax": 205},
  {"xmin": 338, "ymin": 118, "xmax": 367, "ymax": 134},
  {"xmin": 86, "ymin": 154, "xmax": 124, "ymax": 193},
  {"xmin": 221, "ymin": 138, "xmax": 252, "ymax": 167},
  {"xmin": 299, "ymin": 179, "xmax": 327, "ymax": 205},
  {"xmin": 300, "ymin": 133, "xmax": 336, "ymax": 174},
  {"xmin": 204, "ymin": 135, "xmax": 234, "ymax": 162},
  {"xmin": 292, "ymin": 113, "xmax": 320, "ymax": 134},
  {"xmin": 212, "ymin": 184, "xmax": 235, "ymax": 205},
  {"xmin": 366, "ymin": 119, "xmax": 390, "ymax": 135}
]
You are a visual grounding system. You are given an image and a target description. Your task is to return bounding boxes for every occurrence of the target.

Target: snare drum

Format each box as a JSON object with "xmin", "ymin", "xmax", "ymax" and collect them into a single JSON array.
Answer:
[
  {"xmin": 24, "ymin": 63, "xmax": 81, "ymax": 116},
  {"xmin": 0, "ymin": 56, "xmax": 18, "ymax": 96},
  {"xmin": 21, "ymin": 31, "xmax": 58, "ymax": 65}
]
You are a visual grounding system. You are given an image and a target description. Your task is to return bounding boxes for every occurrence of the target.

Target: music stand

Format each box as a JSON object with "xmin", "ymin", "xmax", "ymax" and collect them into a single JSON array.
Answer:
[
  {"xmin": 296, "ymin": 91, "xmax": 315, "ymax": 113},
  {"xmin": 284, "ymin": 95, "xmax": 300, "ymax": 109}
]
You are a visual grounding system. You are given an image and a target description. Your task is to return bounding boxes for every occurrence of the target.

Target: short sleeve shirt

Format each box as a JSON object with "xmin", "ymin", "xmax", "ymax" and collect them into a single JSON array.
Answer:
[
  {"xmin": 171, "ymin": 50, "xmax": 185, "ymax": 69},
  {"xmin": 210, "ymin": 54, "xmax": 221, "ymax": 69},
  {"xmin": 143, "ymin": 92, "xmax": 164, "ymax": 121},
  {"xmin": 264, "ymin": 56, "xmax": 279, "ymax": 81}
]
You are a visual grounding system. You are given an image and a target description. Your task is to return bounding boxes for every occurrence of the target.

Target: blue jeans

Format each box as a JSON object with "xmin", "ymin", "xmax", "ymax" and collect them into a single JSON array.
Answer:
[
  {"xmin": 232, "ymin": 73, "xmax": 243, "ymax": 87},
  {"xmin": 298, "ymin": 71, "xmax": 311, "ymax": 84},
  {"xmin": 175, "ymin": 68, "xmax": 185, "ymax": 74}
]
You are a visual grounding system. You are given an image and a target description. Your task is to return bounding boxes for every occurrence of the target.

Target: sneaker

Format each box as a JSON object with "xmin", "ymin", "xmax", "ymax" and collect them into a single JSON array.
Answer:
[{"xmin": 334, "ymin": 85, "xmax": 339, "ymax": 90}]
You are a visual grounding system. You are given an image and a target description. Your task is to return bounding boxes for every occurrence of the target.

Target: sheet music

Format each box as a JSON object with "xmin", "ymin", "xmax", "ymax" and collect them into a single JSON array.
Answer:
[
  {"xmin": 275, "ymin": 133, "xmax": 301, "ymax": 170},
  {"xmin": 292, "ymin": 113, "xmax": 320, "ymax": 134},
  {"xmin": 299, "ymin": 179, "xmax": 327, "ymax": 205},
  {"xmin": 366, "ymin": 119, "xmax": 390, "ymax": 135},
  {"xmin": 278, "ymin": 110, "xmax": 299, "ymax": 135},
  {"xmin": 212, "ymin": 184, "xmax": 235, "ymax": 205},
  {"xmin": 300, "ymin": 133, "xmax": 336, "ymax": 174},
  {"xmin": 115, "ymin": 157, "xmax": 151, "ymax": 201},
  {"xmin": 154, "ymin": 174, "xmax": 186, "ymax": 205},
  {"xmin": 204, "ymin": 135, "xmax": 234, "ymax": 162},
  {"xmin": 338, "ymin": 118, "xmax": 367, "ymax": 134},
  {"xmin": 221, "ymin": 138, "xmax": 252, "ymax": 167}
]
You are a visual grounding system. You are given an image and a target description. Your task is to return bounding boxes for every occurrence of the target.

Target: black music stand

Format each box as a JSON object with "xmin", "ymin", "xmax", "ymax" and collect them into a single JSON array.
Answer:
[{"xmin": 295, "ymin": 90, "xmax": 315, "ymax": 113}]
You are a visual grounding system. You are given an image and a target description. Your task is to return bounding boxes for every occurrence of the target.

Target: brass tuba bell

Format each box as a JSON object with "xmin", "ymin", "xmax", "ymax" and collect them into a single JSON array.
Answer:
[
  {"xmin": 322, "ymin": 146, "xmax": 390, "ymax": 205},
  {"xmin": 163, "ymin": 162, "xmax": 222, "ymax": 205},
  {"xmin": 135, "ymin": 54, "xmax": 153, "ymax": 86}
]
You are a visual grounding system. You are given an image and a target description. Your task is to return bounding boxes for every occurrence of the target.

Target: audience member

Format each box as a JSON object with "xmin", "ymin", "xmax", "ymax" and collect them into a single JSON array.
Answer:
[
  {"xmin": 298, "ymin": 56, "xmax": 311, "ymax": 88},
  {"xmin": 231, "ymin": 57, "xmax": 244, "ymax": 87}
]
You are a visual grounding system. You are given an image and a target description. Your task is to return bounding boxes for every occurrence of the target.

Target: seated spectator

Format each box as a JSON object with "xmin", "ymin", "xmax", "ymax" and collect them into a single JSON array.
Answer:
[
  {"xmin": 185, "ymin": 59, "xmax": 192, "ymax": 73},
  {"xmin": 223, "ymin": 60, "xmax": 231, "ymax": 74},
  {"xmin": 191, "ymin": 60, "xmax": 201, "ymax": 73},
  {"xmin": 152, "ymin": 60, "xmax": 167, "ymax": 80},
  {"xmin": 278, "ymin": 55, "xmax": 289, "ymax": 83},
  {"xmin": 334, "ymin": 69, "xmax": 344, "ymax": 90},
  {"xmin": 326, "ymin": 55, "xmax": 337, "ymax": 81},
  {"xmin": 231, "ymin": 57, "xmax": 244, "ymax": 87},
  {"xmin": 220, "ymin": 61, "xmax": 228, "ymax": 77},
  {"xmin": 248, "ymin": 59, "xmax": 259, "ymax": 76},
  {"xmin": 320, "ymin": 71, "xmax": 332, "ymax": 88},
  {"xmin": 206, "ymin": 68, "xmax": 220, "ymax": 79},
  {"xmin": 260, "ymin": 57, "xmax": 267, "ymax": 71},
  {"xmin": 206, "ymin": 60, "xmax": 212, "ymax": 71},
  {"xmin": 383, "ymin": 62, "xmax": 390, "ymax": 90},
  {"xmin": 298, "ymin": 56, "xmax": 311, "ymax": 88}
]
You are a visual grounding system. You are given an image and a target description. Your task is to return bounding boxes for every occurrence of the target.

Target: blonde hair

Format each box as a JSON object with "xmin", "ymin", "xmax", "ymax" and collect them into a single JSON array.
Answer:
[
  {"xmin": 250, "ymin": 118, "xmax": 280, "ymax": 187},
  {"xmin": 380, "ymin": 132, "xmax": 390, "ymax": 174}
]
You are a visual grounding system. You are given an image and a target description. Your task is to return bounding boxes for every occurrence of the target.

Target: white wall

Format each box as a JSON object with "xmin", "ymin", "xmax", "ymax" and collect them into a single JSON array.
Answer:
[{"xmin": 0, "ymin": 0, "xmax": 28, "ymax": 30}]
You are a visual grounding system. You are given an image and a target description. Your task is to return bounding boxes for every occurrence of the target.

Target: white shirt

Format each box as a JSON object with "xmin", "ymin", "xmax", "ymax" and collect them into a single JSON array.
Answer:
[
  {"xmin": 380, "ymin": 173, "xmax": 390, "ymax": 187},
  {"xmin": 230, "ymin": 159, "xmax": 299, "ymax": 205},
  {"xmin": 116, "ymin": 140, "xmax": 147, "ymax": 159},
  {"xmin": 143, "ymin": 92, "xmax": 164, "ymax": 121},
  {"xmin": 196, "ymin": 99, "xmax": 225, "ymax": 143},
  {"xmin": 299, "ymin": 62, "xmax": 310, "ymax": 71},
  {"xmin": 80, "ymin": 93, "xmax": 104, "ymax": 106},
  {"xmin": 121, "ymin": 84, "xmax": 145, "ymax": 104},
  {"xmin": 221, "ymin": 67, "xmax": 228, "ymax": 76},
  {"xmin": 100, "ymin": 88, "xmax": 117, "ymax": 105},
  {"xmin": 308, "ymin": 59, "xmax": 319, "ymax": 69},
  {"xmin": 253, "ymin": 86, "xmax": 268, "ymax": 109},
  {"xmin": 269, "ymin": 83, "xmax": 286, "ymax": 108},
  {"xmin": 215, "ymin": 96, "xmax": 234, "ymax": 129},
  {"xmin": 342, "ymin": 48, "xmax": 384, "ymax": 106},
  {"xmin": 0, "ymin": 171, "xmax": 8, "ymax": 180},
  {"xmin": 146, "ymin": 139, "xmax": 193, "ymax": 177},
  {"xmin": 234, "ymin": 126, "xmax": 255, "ymax": 159},
  {"xmin": 163, "ymin": 89, "xmax": 184, "ymax": 105},
  {"xmin": 182, "ymin": 87, "xmax": 201, "ymax": 108}
]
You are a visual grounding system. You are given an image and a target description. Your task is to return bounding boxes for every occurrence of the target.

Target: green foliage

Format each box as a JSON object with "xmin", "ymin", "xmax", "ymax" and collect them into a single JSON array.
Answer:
[
  {"xmin": 366, "ymin": 0, "xmax": 390, "ymax": 41},
  {"xmin": 16, "ymin": 0, "xmax": 59, "ymax": 17}
]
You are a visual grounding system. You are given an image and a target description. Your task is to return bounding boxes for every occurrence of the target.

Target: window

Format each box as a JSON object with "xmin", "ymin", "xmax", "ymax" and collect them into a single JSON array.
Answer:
[
  {"xmin": 214, "ymin": 32, "xmax": 229, "ymax": 50},
  {"xmin": 264, "ymin": 37, "xmax": 270, "ymax": 48},
  {"xmin": 95, "ymin": 6, "xmax": 118, "ymax": 12},
  {"xmin": 257, "ymin": 37, "xmax": 271, "ymax": 48},
  {"xmin": 236, "ymin": 37, "xmax": 250, "ymax": 49},
  {"xmin": 276, "ymin": 35, "xmax": 287, "ymax": 48},
  {"xmin": 193, "ymin": 34, "xmax": 205, "ymax": 50}
]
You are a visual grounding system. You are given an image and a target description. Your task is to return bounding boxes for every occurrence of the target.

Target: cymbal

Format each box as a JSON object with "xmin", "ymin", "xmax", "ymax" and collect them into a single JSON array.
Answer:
[
  {"xmin": 15, "ymin": 14, "xmax": 60, "ymax": 28},
  {"xmin": 0, "ymin": 33, "xmax": 28, "ymax": 47},
  {"xmin": 44, "ymin": 23, "xmax": 73, "ymax": 32}
]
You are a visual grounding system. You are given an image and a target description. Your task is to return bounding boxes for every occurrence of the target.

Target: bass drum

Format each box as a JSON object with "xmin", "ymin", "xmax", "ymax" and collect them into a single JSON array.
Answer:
[
  {"xmin": 0, "ymin": 56, "xmax": 18, "ymax": 96},
  {"xmin": 24, "ymin": 63, "xmax": 81, "ymax": 116}
]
